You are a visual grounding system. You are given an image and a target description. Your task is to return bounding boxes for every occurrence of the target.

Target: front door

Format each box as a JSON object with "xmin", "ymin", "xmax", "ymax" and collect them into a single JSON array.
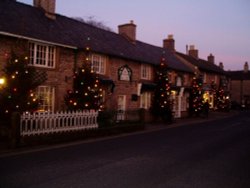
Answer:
[{"xmin": 117, "ymin": 95, "xmax": 126, "ymax": 121}]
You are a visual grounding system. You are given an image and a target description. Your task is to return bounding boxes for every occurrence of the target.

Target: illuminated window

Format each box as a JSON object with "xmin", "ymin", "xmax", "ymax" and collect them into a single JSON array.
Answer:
[
  {"xmin": 36, "ymin": 86, "xmax": 55, "ymax": 112},
  {"xmin": 29, "ymin": 42, "xmax": 56, "ymax": 68},
  {"xmin": 91, "ymin": 54, "xmax": 106, "ymax": 74},
  {"xmin": 140, "ymin": 92, "xmax": 151, "ymax": 109}
]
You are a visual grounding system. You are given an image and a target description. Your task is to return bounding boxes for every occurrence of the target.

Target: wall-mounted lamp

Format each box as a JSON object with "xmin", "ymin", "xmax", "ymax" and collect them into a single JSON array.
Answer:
[{"xmin": 0, "ymin": 77, "xmax": 6, "ymax": 86}]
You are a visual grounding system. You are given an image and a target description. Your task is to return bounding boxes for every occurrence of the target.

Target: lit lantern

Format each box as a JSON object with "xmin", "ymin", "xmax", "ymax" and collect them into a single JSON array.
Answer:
[{"xmin": 0, "ymin": 78, "xmax": 5, "ymax": 85}]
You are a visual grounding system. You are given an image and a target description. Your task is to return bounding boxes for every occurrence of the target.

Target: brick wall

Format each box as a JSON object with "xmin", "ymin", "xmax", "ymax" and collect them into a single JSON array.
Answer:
[
  {"xmin": 51, "ymin": 47, "xmax": 75, "ymax": 110},
  {"xmin": 231, "ymin": 80, "xmax": 250, "ymax": 105},
  {"xmin": 107, "ymin": 57, "xmax": 141, "ymax": 110}
]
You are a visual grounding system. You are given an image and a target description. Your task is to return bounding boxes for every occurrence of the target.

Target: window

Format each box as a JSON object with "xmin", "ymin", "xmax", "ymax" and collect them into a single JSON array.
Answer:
[
  {"xmin": 36, "ymin": 86, "xmax": 55, "ymax": 112},
  {"xmin": 91, "ymin": 54, "xmax": 106, "ymax": 74},
  {"xmin": 140, "ymin": 92, "xmax": 151, "ymax": 109},
  {"xmin": 176, "ymin": 76, "xmax": 182, "ymax": 86},
  {"xmin": 117, "ymin": 95, "xmax": 126, "ymax": 121},
  {"xmin": 141, "ymin": 64, "xmax": 151, "ymax": 80},
  {"xmin": 29, "ymin": 42, "xmax": 56, "ymax": 68}
]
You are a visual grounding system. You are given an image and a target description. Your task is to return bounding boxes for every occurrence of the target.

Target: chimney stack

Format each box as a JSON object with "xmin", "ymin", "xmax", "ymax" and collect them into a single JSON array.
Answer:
[
  {"xmin": 244, "ymin": 62, "xmax": 249, "ymax": 73},
  {"xmin": 207, "ymin": 53, "xmax": 215, "ymax": 63},
  {"xmin": 188, "ymin": 45, "xmax": 199, "ymax": 59},
  {"xmin": 118, "ymin": 20, "xmax": 136, "ymax": 43},
  {"xmin": 219, "ymin": 62, "xmax": 224, "ymax": 70},
  {"xmin": 163, "ymin": 34, "xmax": 175, "ymax": 52},
  {"xmin": 34, "ymin": 0, "xmax": 56, "ymax": 19}
]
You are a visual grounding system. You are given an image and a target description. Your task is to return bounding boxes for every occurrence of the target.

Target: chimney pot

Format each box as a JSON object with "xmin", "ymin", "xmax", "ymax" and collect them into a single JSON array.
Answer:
[
  {"xmin": 244, "ymin": 61, "xmax": 249, "ymax": 73},
  {"xmin": 168, "ymin": 34, "xmax": 173, "ymax": 39},
  {"xmin": 190, "ymin": 45, "xmax": 195, "ymax": 50}
]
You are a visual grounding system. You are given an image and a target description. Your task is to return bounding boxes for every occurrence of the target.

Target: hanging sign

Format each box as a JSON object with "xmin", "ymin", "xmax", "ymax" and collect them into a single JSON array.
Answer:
[{"xmin": 118, "ymin": 65, "xmax": 132, "ymax": 81}]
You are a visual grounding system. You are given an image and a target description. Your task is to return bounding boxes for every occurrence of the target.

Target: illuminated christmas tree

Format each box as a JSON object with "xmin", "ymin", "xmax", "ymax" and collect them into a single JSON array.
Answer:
[
  {"xmin": 65, "ymin": 55, "xmax": 103, "ymax": 111},
  {"xmin": 189, "ymin": 76, "xmax": 203, "ymax": 116},
  {"xmin": 0, "ymin": 52, "xmax": 46, "ymax": 122},
  {"xmin": 216, "ymin": 88, "xmax": 225, "ymax": 109},
  {"xmin": 151, "ymin": 57, "xmax": 172, "ymax": 122},
  {"xmin": 216, "ymin": 87, "xmax": 230, "ymax": 111},
  {"xmin": 209, "ymin": 79, "xmax": 229, "ymax": 111}
]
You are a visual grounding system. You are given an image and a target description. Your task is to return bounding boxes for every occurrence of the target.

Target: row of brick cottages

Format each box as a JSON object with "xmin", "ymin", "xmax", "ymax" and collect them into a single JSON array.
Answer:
[{"xmin": 0, "ymin": 0, "xmax": 227, "ymax": 122}]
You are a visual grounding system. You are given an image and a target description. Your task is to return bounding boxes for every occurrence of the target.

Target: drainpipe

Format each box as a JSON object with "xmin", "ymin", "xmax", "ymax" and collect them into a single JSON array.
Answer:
[{"xmin": 73, "ymin": 49, "xmax": 78, "ymax": 72}]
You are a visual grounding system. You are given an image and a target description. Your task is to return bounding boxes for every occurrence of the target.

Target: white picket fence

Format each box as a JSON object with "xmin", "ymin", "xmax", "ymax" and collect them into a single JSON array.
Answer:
[{"xmin": 20, "ymin": 110, "xmax": 99, "ymax": 136}]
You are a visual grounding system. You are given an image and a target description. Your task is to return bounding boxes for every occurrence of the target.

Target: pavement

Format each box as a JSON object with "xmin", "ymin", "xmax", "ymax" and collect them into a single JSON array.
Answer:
[
  {"xmin": 0, "ymin": 110, "xmax": 238, "ymax": 157},
  {"xmin": 145, "ymin": 110, "xmax": 238, "ymax": 132}
]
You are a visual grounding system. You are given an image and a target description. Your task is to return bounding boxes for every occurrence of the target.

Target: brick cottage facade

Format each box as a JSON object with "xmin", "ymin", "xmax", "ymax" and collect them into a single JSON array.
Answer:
[
  {"xmin": 176, "ymin": 47, "xmax": 228, "ymax": 110},
  {"xmin": 0, "ymin": 0, "xmax": 227, "ymax": 122}
]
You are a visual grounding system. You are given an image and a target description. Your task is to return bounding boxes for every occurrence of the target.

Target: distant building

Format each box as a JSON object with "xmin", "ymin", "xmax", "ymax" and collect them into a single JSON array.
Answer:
[{"xmin": 228, "ymin": 62, "xmax": 250, "ymax": 109}]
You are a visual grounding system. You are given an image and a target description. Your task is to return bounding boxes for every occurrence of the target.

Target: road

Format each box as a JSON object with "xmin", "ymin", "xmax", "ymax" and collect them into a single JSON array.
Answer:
[{"xmin": 0, "ymin": 111, "xmax": 250, "ymax": 188}]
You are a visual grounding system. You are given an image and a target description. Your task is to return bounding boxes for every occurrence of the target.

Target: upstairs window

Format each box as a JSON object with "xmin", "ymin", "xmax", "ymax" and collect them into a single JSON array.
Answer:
[
  {"xmin": 141, "ymin": 64, "xmax": 151, "ymax": 80},
  {"xmin": 176, "ymin": 76, "xmax": 182, "ymax": 86},
  {"xmin": 29, "ymin": 42, "xmax": 56, "ymax": 68},
  {"xmin": 91, "ymin": 54, "xmax": 106, "ymax": 74}
]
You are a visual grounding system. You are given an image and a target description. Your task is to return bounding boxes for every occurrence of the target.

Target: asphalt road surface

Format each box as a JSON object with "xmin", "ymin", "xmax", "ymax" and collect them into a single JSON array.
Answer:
[{"xmin": 1, "ymin": 111, "xmax": 250, "ymax": 188}]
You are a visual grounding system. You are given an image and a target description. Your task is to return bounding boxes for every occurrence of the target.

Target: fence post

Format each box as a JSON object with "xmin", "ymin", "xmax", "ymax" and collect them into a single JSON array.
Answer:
[{"xmin": 9, "ymin": 112, "xmax": 21, "ymax": 148}]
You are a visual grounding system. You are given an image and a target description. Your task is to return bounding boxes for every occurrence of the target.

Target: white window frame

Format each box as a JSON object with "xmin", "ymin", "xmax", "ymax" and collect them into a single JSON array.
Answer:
[
  {"xmin": 141, "ymin": 64, "xmax": 151, "ymax": 80},
  {"xmin": 117, "ymin": 95, "xmax": 126, "ymax": 121},
  {"xmin": 36, "ymin": 86, "xmax": 55, "ymax": 112},
  {"xmin": 29, "ymin": 42, "xmax": 56, "ymax": 68},
  {"xmin": 91, "ymin": 54, "xmax": 106, "ymax": 74},
  {"xmin": 140, "ymin": 92, "xmax": 151, "ymax": 109}
]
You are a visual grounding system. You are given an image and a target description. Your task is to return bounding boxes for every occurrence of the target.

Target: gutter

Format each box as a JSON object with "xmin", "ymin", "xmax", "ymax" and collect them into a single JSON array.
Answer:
[{"xmin": 0, "ymin": 31, "xmax": 77, "ymax": 50}]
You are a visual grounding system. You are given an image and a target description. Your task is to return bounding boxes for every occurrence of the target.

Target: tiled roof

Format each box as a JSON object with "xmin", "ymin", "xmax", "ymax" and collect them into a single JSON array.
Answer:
[
  {"xmin": 176, "ymin": 52, "xmax": 225, "ymax": 75},
  {"xmin": 0, "ymin": 0, "xmax": 193, "ymax": 73},
  {"xmin": 228, "ymin": 71, "xmax": 250, "ymax": 80}
]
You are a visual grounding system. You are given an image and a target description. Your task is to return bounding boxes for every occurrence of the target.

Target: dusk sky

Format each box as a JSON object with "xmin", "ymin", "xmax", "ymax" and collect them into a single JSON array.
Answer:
[{"xmin": 18, "ymin": 0, "xmax": 250, "ymax": 71}]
